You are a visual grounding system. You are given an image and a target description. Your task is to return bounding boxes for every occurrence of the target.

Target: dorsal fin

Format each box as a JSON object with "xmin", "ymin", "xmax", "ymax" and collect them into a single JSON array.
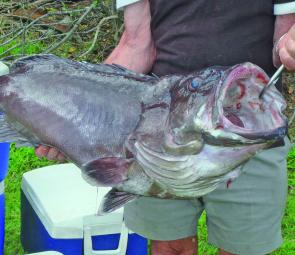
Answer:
[
  {"xmin": 10, "ymin": 54, "xmax": 60, "ymax": 73},
  {"xmin": 104, "ymin": 63, "xmax": 159, "ymax": 83},
  {"xmin": 10, "ymin": 54, "xmax": 159, "ymax": 83}
]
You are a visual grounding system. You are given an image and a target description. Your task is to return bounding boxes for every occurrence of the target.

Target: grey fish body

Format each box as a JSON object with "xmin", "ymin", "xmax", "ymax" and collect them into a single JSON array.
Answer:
[
  {"xmin": 0, "ymin": 55, "xmax": 166, "ymax": 163},
  {"xmin": 0, "ymin": 55, "xmax": 287, "ymax": 213}
]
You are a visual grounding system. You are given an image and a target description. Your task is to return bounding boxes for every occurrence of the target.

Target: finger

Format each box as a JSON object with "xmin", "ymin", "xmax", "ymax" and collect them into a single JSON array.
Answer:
[
  {"xmin": 57, "ymin": 152, "xmax": 67, "ymax": 163},
  {"xmin": 279, "ymin": 47, "xmax": 295, "ymax": 71},
  {"xmin": 46, "ymin": 148, "xmax": 60, "ymax": 161},
  {"xmin": 35, "ymin": 145, "xmax": 49, "ymax": 158},
  {"xmin": 289, "ymin": 24, "xmax": 295, "ymax": 41},
  {"xmin": 285, "ymin": 37, "xmax": 295, "ymax": 59}
]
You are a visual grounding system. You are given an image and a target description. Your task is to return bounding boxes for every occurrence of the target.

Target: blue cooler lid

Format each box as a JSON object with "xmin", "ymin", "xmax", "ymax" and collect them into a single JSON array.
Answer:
[
  {"xmin": 21, "ymin": 164, "xmax": 124, "ymax": 239},
  {"xmin": 28, "ymin": 252, "xmax": 63, "ymax": 255}
]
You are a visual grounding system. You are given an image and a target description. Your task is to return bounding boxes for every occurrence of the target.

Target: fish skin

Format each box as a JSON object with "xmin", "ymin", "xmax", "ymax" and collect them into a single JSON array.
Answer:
[{"xmin": 0, "ymin": 54, "xmax": 288, "ymax": 213}]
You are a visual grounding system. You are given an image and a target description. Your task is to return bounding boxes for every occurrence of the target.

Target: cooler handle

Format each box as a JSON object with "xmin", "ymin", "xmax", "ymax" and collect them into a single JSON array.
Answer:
[{"xmin": 84, "ymin": 219, "xmax": 128, "ymax": 255}]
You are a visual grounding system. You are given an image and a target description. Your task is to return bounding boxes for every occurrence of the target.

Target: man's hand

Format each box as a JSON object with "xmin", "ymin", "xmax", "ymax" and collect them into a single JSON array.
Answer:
[
  {"xmin": 273, "ymin": 14, "xmax": 295, "ymax": 70},
  {"xmin": 35, "ymin": 145, "xmax": 66, "ymax": 162},
  {"xmin": 277, "ymin": 24, "xmax": 295, "ymax": 70}
]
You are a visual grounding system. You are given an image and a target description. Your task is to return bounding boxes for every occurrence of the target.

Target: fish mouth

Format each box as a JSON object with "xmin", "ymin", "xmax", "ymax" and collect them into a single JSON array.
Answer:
[{"xmin": 215, "ymin": 63, "xmax": 287, "ymax": 141}]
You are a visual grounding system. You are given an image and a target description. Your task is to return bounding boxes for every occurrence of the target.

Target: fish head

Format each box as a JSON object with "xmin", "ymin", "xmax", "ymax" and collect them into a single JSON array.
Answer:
[
  {"xmin": 165, "ymin": 63, "xmax": 287, "ymax": 154},
  {"xmin": 194, "ymin": 63, "xmax": 287, "ymax": 146},
  {"xmin": 207, "ymin": 62, "xmax": 288, "ymax": 145},
  {"xmin": 163, "ymin": 67, "xmax": 224, "ymax": 154}
]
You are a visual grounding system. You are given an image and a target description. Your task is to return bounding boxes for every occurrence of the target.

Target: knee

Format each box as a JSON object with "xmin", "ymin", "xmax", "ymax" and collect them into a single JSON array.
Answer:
[
  {"xmin": 151, "ymin": 236, "xmax": 197, "ymax": 255},
  {"xmin": 219, "ymin": 249, "xmax": 235, "ymax": 255}
]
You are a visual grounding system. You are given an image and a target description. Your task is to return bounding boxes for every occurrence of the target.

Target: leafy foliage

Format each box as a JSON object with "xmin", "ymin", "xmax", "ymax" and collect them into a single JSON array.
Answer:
[{"xmin": 0, "ymin": 0, "xmax": 122, "ymax": 63}]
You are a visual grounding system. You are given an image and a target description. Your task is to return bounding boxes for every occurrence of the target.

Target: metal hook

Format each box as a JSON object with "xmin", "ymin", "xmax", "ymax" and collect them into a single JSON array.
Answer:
[{"xmin": 259, "ymin": 65, "xmax": 285, "ymax": 99}]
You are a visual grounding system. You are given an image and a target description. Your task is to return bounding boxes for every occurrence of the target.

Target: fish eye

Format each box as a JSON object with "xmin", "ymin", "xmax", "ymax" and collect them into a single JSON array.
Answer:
[{"xmin": 188, "ymin": 79, "xmax": 201, "ymax": 92}]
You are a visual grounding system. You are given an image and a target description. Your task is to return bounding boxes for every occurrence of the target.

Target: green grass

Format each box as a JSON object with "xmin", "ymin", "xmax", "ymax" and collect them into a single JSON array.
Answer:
[
  {"xmin": 0, "ymin": 38, "xmax": 45, "ymax": 59},
  {"xmin": 3, "ymin": 145, "xmax": 295, "ymax": 255},
  {"xmin": 4, "ymin": 145, "xmax": 54, "ymax": 255}
]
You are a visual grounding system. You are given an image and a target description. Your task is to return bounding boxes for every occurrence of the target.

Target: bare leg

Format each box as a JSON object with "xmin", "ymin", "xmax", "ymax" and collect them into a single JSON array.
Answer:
[
  {"xmin": 219, "ymin": 249, "xmax": 235, "ymax": 255},
  {"xmin": 151, "ymin": 236, "xmax": 197, "ymax": 255}
]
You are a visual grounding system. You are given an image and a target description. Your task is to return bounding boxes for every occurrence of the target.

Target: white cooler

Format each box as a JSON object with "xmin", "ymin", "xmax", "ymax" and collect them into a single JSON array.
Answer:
[{"xmin": 21, "ymin": 164, "xmax": 147, "ymax": 255}]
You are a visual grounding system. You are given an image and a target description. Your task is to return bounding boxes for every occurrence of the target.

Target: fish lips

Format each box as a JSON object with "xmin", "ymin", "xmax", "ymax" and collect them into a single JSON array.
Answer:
[{"xmin": 211, "ymin": 62, "xmax": 288, "ymax": 144}]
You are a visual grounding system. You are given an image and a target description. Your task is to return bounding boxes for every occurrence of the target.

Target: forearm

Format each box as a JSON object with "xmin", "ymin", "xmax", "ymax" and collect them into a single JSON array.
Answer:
[
  {"xmin": 104, "ymin": 0, "xmax": 156, "ymax": 73},
  {"xmin": 104, "ymin": 31, "xmax": 156, "ymax": 73},
  {"xmin": 274, "ymin": 14, "xmax": 295, "ymax": 44}
]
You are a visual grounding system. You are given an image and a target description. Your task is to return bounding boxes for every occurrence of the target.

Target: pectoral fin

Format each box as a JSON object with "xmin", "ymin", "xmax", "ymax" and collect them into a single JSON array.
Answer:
[
  {"xmin": 98, "ymin": 189, "xmax": 139, "ymax": 214},
  {"xmin": 82, "ymin": 157, "xmax": 133, "ymax": 186}
]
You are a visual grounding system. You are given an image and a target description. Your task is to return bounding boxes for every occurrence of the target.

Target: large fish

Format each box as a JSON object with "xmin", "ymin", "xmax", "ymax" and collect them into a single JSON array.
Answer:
[{"xmin": 0, "ymin": 55, "xmax": 287, "ymax": 213}]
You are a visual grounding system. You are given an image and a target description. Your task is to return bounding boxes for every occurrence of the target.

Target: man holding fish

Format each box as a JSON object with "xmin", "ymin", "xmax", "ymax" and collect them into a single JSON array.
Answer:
[{"xmin": 36, "ymin": 1, "xmax": 295, "ymax": 254}]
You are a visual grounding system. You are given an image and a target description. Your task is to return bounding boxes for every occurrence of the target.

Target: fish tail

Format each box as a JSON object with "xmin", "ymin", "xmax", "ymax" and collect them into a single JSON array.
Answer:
[
  {"xmin": 0, "ymin": 112, "xmax": 34, "ymax": 147},
  {"xmin": 0, "ymin": 112, "xmax": 14, "ymax": 143}
]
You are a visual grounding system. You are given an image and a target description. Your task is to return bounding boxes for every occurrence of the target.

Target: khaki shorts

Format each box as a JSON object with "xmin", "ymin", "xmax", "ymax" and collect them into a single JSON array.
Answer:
[{"xmin": 124, "ymin": 138, "xmax": 290, "ymax": 255}]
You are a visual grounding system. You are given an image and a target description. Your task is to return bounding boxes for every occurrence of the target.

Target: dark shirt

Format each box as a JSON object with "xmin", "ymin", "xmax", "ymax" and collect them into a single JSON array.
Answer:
[{"xmin": 149, "ymin": 0, "xmax": 277, "ymax": 79}]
